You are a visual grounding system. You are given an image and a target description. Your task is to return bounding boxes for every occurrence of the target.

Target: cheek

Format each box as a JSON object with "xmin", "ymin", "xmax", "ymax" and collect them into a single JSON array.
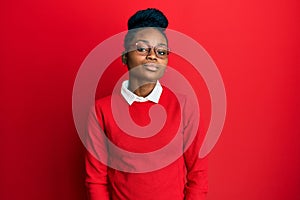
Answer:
[
  {"xmin": 127, "ymin": 54, "xmax": 143, "ymax": 68},
  {"xmin": 161, "ymin": 66, "xmax": 167, "ymax": 73},
  {"xmin": 160, "ymin": 60, "xmax": 168, "ymax": 70},
  {"xmin": 163, "ymin": 59, "xmax": 168, "ymax": 66}
]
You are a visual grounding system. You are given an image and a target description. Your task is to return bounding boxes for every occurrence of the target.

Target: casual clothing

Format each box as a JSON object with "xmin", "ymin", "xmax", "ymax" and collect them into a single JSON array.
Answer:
[{"xmin": 85, "ymin": 81, "xmax": 208, "ymax": 200}]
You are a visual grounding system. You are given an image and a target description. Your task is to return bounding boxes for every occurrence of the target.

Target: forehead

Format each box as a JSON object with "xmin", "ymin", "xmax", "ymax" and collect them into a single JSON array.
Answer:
[{"xmin": 132, "ymin": 28, "xmax": 167, "ymax": 45}]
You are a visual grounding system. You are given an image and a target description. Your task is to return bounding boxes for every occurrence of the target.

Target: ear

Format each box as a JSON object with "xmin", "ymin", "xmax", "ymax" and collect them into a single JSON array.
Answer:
[{"xmin": 122, "ymin": 52, "xmax": 127, "ymax": 65}]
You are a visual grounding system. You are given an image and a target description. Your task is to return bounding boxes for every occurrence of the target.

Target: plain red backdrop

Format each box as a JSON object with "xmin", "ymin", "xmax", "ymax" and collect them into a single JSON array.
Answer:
[{"xmin": 1, "ymin": 0, "xmax": 299, "ymax": 200}]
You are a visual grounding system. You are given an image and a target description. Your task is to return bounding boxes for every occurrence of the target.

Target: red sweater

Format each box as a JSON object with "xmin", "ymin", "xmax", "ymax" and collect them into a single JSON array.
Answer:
[{"xmin": 85, "ymin": 86, "xmax": 208, "ymax": 200}]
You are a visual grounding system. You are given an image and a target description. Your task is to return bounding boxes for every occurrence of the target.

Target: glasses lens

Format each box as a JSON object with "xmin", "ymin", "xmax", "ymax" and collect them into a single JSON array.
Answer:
[
  {"xmin": 155, "ymin": 46, "xmax": 169, "ymax": 58},
  {"xmin": 134, "ymin": 42, "xmax": 169, "ymax": 59},
  {"xmin": 135, "ymin": 42, "xmax": 149, "ymax": 55}
]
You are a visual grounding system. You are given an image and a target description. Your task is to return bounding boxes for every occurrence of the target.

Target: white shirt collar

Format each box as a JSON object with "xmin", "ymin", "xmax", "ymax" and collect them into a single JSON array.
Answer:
[{"xmin": 121, "ymin": 80, "xmax": 163, "ymax": 105}]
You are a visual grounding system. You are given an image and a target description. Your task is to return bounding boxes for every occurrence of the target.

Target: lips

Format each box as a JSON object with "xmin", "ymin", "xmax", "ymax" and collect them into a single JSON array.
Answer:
[{"xmin": 143, "ymin": 63, "xmax": 159, "ymax": 72}]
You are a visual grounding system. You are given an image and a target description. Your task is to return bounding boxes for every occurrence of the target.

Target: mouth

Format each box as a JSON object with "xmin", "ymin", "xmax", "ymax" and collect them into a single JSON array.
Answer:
[{"xmin": 143, "ymin": 63, "xmax": 159, "ymax": 72}]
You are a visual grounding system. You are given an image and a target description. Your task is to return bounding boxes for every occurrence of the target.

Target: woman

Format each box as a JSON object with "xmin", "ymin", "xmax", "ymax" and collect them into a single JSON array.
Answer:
[{"xmin": 85, "ymin": 8, "xmax": 208, "ymax": 200}]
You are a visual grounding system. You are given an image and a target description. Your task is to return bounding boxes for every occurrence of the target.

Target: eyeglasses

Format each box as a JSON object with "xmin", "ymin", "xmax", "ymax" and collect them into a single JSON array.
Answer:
[{"xmin": 133, "ymin": 41, "xmax": 170, "ymax": 59}]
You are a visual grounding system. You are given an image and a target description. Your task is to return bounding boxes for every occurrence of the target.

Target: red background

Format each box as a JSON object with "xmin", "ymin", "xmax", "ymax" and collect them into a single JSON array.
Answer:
[{"xmin": 1, "ymin": 0, "xmax": 300, "ymax": 199}]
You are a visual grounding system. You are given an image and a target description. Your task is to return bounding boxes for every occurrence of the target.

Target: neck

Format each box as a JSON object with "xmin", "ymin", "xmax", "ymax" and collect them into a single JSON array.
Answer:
[{"xmin": 128, "ymin": 79, "xmax": 157, "ymax": 97}]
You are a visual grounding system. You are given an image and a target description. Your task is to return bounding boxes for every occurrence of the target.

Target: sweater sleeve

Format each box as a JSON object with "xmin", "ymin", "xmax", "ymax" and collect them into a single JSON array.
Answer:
[
  {"xmin": 85, "ymin": 105, "xmax": 110, "ymax": 200},
  {"xmin": 183, "ymin": 97, "xmax": 209, "ymax": 200}
]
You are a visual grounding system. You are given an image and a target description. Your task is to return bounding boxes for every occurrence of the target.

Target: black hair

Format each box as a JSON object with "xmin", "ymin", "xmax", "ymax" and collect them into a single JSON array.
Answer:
[
  {"xmin": 127, "ymin": 8, "xmax": 168, "ymax": 30},
  {"xmin": 124, "ymin": 8, "xmax": 169, "ymax": 50}
]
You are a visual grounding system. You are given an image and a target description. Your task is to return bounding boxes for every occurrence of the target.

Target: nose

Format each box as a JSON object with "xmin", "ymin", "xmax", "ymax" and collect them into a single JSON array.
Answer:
[{"xmin": 146, "ymin": 48, "xmax": 157, "ymax": 60}]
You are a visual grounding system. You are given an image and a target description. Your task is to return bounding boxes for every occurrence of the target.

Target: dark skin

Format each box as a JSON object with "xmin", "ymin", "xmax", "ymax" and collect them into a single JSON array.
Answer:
[{"xmin": 123, "ymin": 28, "xmax": 168, "ymax": 97}]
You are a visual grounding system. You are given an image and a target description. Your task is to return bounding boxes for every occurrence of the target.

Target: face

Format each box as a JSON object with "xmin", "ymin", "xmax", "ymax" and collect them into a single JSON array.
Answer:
[{"xmin": 125, "ymin": 28, "xmax": 169, "ymax": 83}]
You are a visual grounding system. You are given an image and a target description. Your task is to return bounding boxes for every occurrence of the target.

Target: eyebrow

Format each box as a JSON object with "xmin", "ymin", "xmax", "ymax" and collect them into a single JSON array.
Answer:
[{"xmin": 136, "ymin": 39, "xmax": 168, "ymax": 47}]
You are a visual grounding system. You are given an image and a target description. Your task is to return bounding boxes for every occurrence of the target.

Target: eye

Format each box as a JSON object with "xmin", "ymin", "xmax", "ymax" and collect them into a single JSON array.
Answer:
[
  {"xmin": 136, "ymin": 46, "xmax": 148, "ymax": 52},
  {"xmin": 135, "ymin": 42, "xmax": 149, "ymax": 53},
  {"xmin": 156, "ymin": 47, "xmax": 169, "ymax": 56}
]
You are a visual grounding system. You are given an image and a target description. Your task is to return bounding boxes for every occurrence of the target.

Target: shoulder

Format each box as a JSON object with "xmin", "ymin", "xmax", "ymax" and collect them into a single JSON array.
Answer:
[
  {"xmin": 95, "ymin": 94, "xmax": 127, "ymax": 111},
  {"xmin": 160, "ymin": 85, "xmax": 198, "ymax": 116},
  {"xmin": 95, "ymin": 95, "xmax": 112, "ymax": 107},
  {"xmin": 160, "ymin": 85, "xmax": 189, "ymax": 104}
]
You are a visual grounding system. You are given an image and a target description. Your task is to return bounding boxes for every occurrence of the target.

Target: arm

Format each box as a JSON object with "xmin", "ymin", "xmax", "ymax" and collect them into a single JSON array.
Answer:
[
  {"xmin": 85, "ymin": 105, "xmax": 110, "ymax": 200},
  {"xmin": 85, "ymin": 151, "xmax": 110, "ymax": 200},
  {"xmin": 184, "ymin": 150, "xmax": 208, "ymax": 199},
  {"xmin": 183, "ymin": 97, "xmax": 208, "ymax": 200}
]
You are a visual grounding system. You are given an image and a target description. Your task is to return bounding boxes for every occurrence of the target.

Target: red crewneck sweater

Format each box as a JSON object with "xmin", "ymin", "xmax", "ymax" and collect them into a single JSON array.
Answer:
[{"xmin": 85, "ymin": 86, "xmax": 208, "ymax": 200}]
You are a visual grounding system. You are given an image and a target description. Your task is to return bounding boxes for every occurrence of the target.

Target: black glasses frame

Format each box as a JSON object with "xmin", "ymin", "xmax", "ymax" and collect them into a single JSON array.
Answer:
[{"xmin": 133, "ymin": 41, "xmax": 170, "ymax": 59}]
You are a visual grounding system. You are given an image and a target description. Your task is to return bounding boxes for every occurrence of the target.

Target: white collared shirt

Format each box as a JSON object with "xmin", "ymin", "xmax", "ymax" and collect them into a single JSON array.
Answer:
[{"xmin": 121, "ymin": 80, "xmax": 163, "ymax": 105}]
